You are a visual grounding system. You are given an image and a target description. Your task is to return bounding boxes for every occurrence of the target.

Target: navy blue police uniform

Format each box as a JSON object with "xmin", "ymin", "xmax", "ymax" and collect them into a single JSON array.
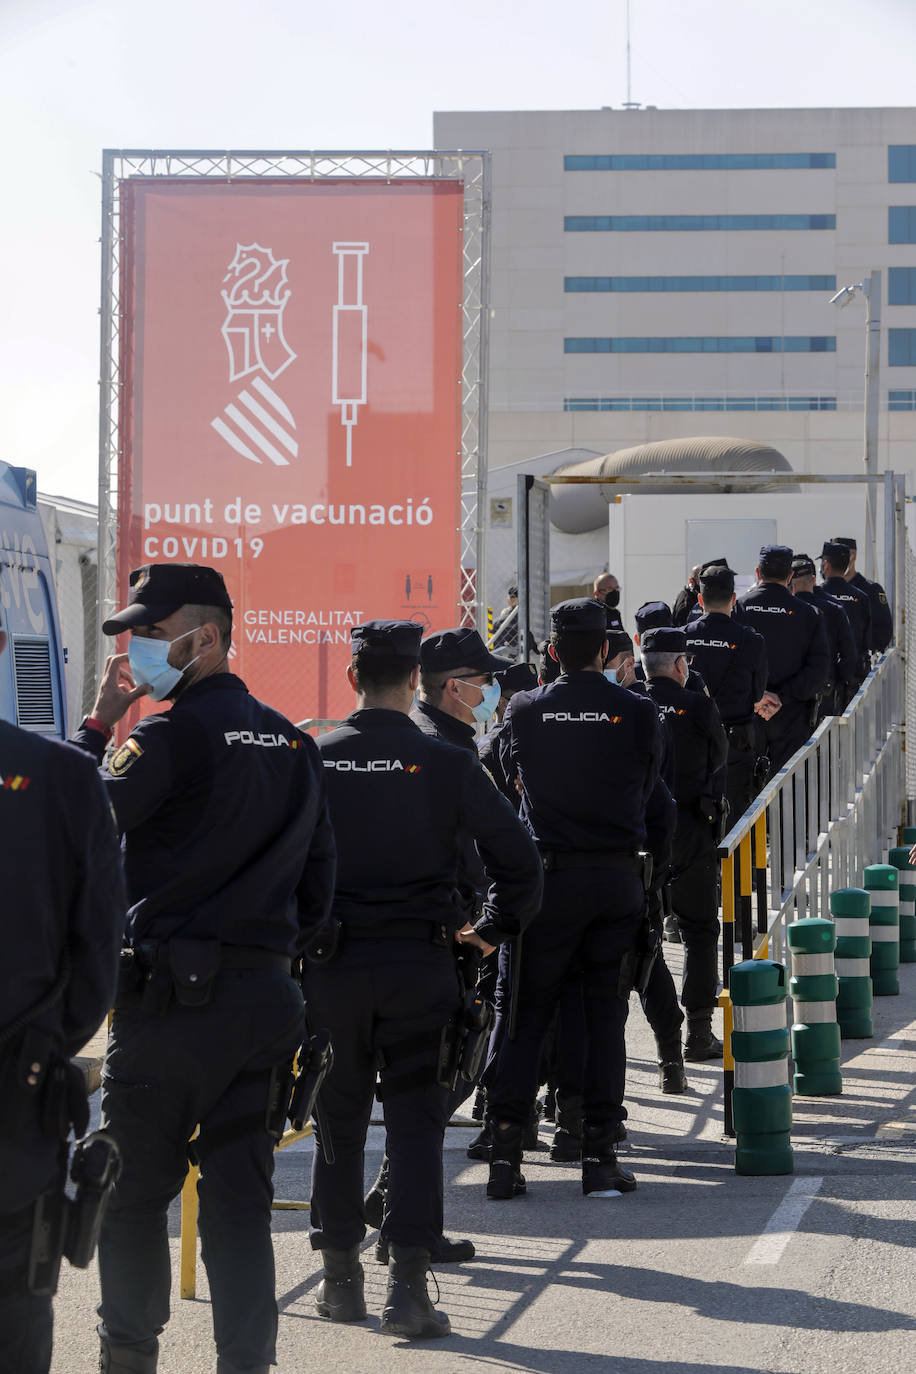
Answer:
[
  {"xmin": 71, "ymin": 564, "xmax": 336, "ymax": 1374},
  {"xmin": 643, "ymin": 628, "xmax": 729, "ymax": 1056},
  {"xmin": 834, "ymin": 537, "xmax": 893, "ymax": 652},
  {"xmin": 0, "ymin": 721, "xmax": 124, "ymax": 1374},
  {"xmin": 306, "ymin": 623, "xmax": 542, "ymax": 1305},
  {"xmin": 790, "ymin": 554, "xmax": 856, "ymax": 716},
  {"xmin": 736, "ymin": 545, "xmax": 830, "ymax": 775},
  {"xmin": 685, "ymin": 565, "xmax": 768, "ymax": 824},
  {"xmin": 819, "ymin": 540, "xmax": 872, "ymax": 688},
  {"xmin": 478, "ymin": 662, "xmax": 539, "ymax": 809},
  {"xmin": 486, "ymin": 598, "xmax": 670, "ymax": 1199}
]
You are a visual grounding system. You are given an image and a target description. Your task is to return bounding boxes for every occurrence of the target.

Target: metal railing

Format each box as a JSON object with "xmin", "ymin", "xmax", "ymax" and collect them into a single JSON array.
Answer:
[{"xmin": 716, "ymin": 648, "xmax": 905, "ymax": 1133}]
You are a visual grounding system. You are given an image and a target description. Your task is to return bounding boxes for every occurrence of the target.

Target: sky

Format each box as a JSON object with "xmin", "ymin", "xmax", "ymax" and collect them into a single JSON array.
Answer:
[{"xmin": 1, "ymin": 0, "xmax": 915, "ymax": 503}]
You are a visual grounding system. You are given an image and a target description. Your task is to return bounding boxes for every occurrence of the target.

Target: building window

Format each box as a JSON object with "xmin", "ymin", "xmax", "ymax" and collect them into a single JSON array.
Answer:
[
  {"xmin": 888, "ymin": 268, "xmax": 916, "ymax": 304},
  {"xmin": 565, "ymin": 214, "xmax": 836, "ymax": 232},
  {"xmin": 889, "ymin": 147, "xmax": 916, "ymax": 182},
  {"xmin": 889, "ymin": 207, "xmax": 916, "ymax": 244},
  {"xmin": 564, "ymin": 336, "xmax": 836, "ymax": 354},
  {"xmin": 888, "ymin": 330, "xmax": 916, "ymax": 366},
  {"xmin": 564, "ymin": 153, "xmax": 835, "ymax": 171},
  {"xmin": 564, "ymin": 275, "xmax": 837, "ymax": 293},
  {"xmin": 888, "ymin": 390, "xmax": 916, "ymax": 410},
  {"xmin": 564, "ymin": 396, "xmax": 838, "ymax": 412}
]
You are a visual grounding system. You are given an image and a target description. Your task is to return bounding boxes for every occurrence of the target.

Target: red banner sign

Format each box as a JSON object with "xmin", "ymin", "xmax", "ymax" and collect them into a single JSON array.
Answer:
[{"xmin": 118, "ymin": 177, "xmax": 464, "ymax": 721}]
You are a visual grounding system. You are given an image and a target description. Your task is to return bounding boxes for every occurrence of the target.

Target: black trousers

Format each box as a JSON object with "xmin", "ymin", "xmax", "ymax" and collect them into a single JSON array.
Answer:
[
  {"xmin": 764, "ymin": 699, "xmax": 812, "ymax": 775},
  {"xmin": 0, "ymin": 1207, "xmax": 53, "ymax": 1374},
  {"xmin": 671, "ymin": 809, "xmax": 720, "ymax": 1015},
  {"xmin": 98, "ymin": 969, "xmax": 304, "ymax": 1371},
  {"xmin": 725, "ymin": 738, "xmax": 757, "ymax": 827},
  {"xmin": 487, "ymin": 867, "xmax": 644, "ymax": 1128},
  {"xmin": 304, "ymin": 940, "xmax": 461, "ymax": 1254}
]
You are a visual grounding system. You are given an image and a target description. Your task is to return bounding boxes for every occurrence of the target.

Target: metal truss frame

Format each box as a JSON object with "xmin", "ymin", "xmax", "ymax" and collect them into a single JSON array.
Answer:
[{"xmin": 97, "ymin": 147, "xmax": 490, "ymax": 680}]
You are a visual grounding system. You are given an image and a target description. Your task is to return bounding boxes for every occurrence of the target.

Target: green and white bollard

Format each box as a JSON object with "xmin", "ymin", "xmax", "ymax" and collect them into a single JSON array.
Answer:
[
  {"xmin": 887, "ymin": 848, "xmax": 916, "ymax": 963},
  {"xmin": 902, "ymin": 827, "xmax": 916, "ymax": 846},
  {"xmin": 831, "ymin": 888, "xmax": 873, "ymax": 1039},
  {"xmin": 787, "ymin": 919, "xmax": 841, "ymax": 1095},
  {"xmin": 864, "ymin": 865, "xmax": 900, "ymax": 996},
  {"xmin": 729, "ymin": 959, "xmax": 793, "ymax": 1176}
]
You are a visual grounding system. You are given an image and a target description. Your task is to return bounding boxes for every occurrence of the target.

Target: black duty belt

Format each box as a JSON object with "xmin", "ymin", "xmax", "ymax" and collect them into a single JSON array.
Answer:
[
  {"xmin": 344, "ymin": 919, "xmax": 452, "ymax": 948},
  {"xmin": 540, "ymin": 849, "xmax": 642, "ymax": 874},
  {"xmin": 134, "ymin": 942, "xmax": 291, "ymax": 975}
]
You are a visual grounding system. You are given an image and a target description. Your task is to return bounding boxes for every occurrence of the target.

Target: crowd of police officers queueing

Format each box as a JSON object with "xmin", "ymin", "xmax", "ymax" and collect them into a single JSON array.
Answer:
[{"xmin": 0, "ymin": 532, "xmax": 893, "ymax": 1370}]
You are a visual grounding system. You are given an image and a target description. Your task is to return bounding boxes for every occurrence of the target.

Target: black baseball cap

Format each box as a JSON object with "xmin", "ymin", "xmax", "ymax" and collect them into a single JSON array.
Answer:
[
  {"xmin": 699, "ymin": 564, "xmax": 736, "ymax": 597},
  {"xmin": 790, "ymin": 554, "xmax": 817, "ymax": 578},
  {"xmin": 495, "ymin": 662, "xmax": 538, "ymax": 695},
  {"xmin": 634, "ymin": 601, "xmax": 672, "ymax": 633},
  {"xmin": 641, "ymin": 627, "xmax": 687, "ymax": 654},
  {"xmin": 351, "ymin": 620, "xmax": 422, "ymax": 661},
  {"xmin": 700, "ymin": 556, "xmax": 732, "ymax": 574},
  {"xmin": 819, "ymin": 540, "xmax": 851, "ymax": 570},
  {"xmin": 834, "ymin": 537, "xmax": 857, "ymax": 551},
  {"xmin": 606, "ymin": 629, "xmax": 634, "ymax": 658},
  {"xmin": 102, "ymin": 563, "xmax": 233, "ymax": 635},
  {"xmin": 419, "ymin": 627, "xmax": 508, "ymax": 675},
  {"xmin": 551, "ymin": 598, "xmax": 608, "ymax": 633},
  {"xmin": 758, "ymin": 544, "xmax": 794, "ymax": 578}
]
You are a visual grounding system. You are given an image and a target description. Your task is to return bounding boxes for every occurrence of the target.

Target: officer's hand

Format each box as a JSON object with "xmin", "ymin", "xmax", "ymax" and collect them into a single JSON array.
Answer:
[
  {"xmin": 755, "ymin": 691, "xmax": 781, "ymax": 720},
  {"xmin": 91, "ymin": 652, "xmax": 152, "ymax": 726},
  {"xmin": 455, "ymin": 924, "xmax": 496, "ymax": 957}
]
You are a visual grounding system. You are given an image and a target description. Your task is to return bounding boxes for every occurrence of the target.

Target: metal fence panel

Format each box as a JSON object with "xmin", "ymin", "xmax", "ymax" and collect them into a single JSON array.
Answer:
[{"xmin": 517, "ymin": 476, "xmax": 551, "ymax": 663}]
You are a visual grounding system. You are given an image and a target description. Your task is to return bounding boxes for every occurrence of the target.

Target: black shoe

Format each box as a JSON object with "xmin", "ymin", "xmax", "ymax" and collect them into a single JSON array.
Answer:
[
  {"xmin": 363, "ymin": 1153, "xmax": 389, "ymax": 1230},
  {"xmin": 376, "ymin": 1234, "xmax": 475, "ymax": 1264},
  {"xmin": 466, "ymin": 1123, "xmax": 491, "ymax": 1161},
  {"xmin": 684, "ymin": 1027, "xmax": 724, "ymax": 1062},
  {"xmin": 380, "ymin": 1245, "xmax": 451, "ymax": 1339},
  {"xmin": 581, "ymin": 1123, "xmax": 637, "ymax": 1197},
  {"xmin": 99, "ymin": 1344, "xmax": 159, "ymax": 1374},
  {"xmin": 659, "ymin": 1060, "xmax": 688, "ymax": 1093},
  {"xmin": 315, "ymin": 1246, "xmax": 367, "ymax": 1323},
  {"xmin": 663, "ymin": 915, "xmax": 682, "ymax": 944},
  {"xmin": 487, "ymin": 1123, "xmax": 526, "ymax": 1200},
  {"xmin": 549, "ymin": 1127, "xmax": 582, "ymax": 1162}
]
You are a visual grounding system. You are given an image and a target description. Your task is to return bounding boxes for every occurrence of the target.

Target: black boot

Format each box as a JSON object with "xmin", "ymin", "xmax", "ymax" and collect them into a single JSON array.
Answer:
[
  {"xmin": 549, "ymin": 1092, "xmax": 583, "ymax": 1162},
  {"xmin": 466, "ymin": 1120, "xmax": 491, "ymax": 1161},
  {"xmin": 380, "ymin": 1245, "xmax": 451, "ymax": 1339},
  {"xmin": 486, "ymin": 1122, "xmax": 526, "ymax": 1200},
  {"xmin": 363, "ymin": 1153, "xmax": 389, "ymax": 1229},
  {"xmin": 684, "ymin": 1012, "xmax": 724, "ymax": 1062},
  {"xmin": 99, "ymin": 1342, "xmax": 158, "ymax": 1373},
  {"xmin": 314, "ymin": 1246, "xmax": 367, "ymax": 1323},
  {"xmin": 581, "ymin": 1122, "xmax": 637, "ymax": 1197},
  {"xmin": 542, "ymin": 1084, "xmax": 557, "ymax": 1123},
  {"xmin": 663, "ymin": 914, "xmax": 682, "ymax": 943},
  {"xmin": 656, "ymin": 1036, "xmax": 688, "ymax": 1093},
  {"xmin": 376, "ymin": 1233, "xmax": 475, "ymax": 1264}
]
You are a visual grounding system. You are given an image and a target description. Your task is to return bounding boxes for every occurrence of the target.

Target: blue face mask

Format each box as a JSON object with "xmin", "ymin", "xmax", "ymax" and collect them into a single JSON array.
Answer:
[
  {"xmin": 128, "ymin": 628, "xmax": 199, "ymax": 702},
  {"xmin": 604, "ymin": 666, "xmax": 623, "ymax": 685},
  {"xmin": 456, "ymin": 678, "xmax": 502, "ymax": 725}
]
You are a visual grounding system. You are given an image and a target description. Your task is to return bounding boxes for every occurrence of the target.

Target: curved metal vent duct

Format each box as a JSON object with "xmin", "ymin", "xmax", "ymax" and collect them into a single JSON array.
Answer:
[{"xmin": 549, "ymin": 436, "xmax": 794, "ymax": 534}]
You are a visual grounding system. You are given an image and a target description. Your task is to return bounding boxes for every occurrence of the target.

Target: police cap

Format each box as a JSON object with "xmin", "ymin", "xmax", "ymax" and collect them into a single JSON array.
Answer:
[
  {"xmin": 420, "ymin": 627, "xmax": 508, "ymax": 675},
  {"xmin": 495, "ymin": 662, "xmax": 538, "ymax": 695},
  {"xmin": 790, "ymin": 554, "xmax": 817, "ymax": 578},
  {"xmin": 550, "ymin": 598, "xmax": 608, "ymax": 633},
  {"xmin": 833, "ymin": 536, "xmax": 857, "ymax": 551},
  {"xmin": 819, "ymin": 540, "xmax": 851, "ymax": 571},
  {"xmin": 606, "ymin": 629, "xmax": 634, "ymax": 659},
  {"xmin": 102, "ymin": 563, "xmax": 233, "ymax": 634},
  {"xmin": 699, "ymin": 563, "xmax": 735, "ymax": 597},
  {"xmin": 700, "ymin": 556, "xmax": 732, "ymax": 574},
  {"xmin": 351, "ymin": 620, "xmax": 422, "ymax": 662},
  {"xmin": 641, "ymin": 627, "xmax": 687, "ymax": 654},
  {"xmin": 634, "ymin": 601, "xmax": 673, "ymax": 633},
  {"xmin": 758, "ymin": 544, "xmax": 794, "ymax": 578}
]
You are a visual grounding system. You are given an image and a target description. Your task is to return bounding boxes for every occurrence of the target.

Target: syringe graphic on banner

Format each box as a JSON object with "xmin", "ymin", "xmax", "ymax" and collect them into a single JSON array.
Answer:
[{"xmin": 331, "ymin": 242, "xmax": 369, "ymax": 466}]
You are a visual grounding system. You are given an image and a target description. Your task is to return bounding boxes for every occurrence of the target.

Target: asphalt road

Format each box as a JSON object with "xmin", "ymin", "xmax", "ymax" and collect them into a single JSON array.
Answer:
[{"xmin": 51, "ymin": 946, "xmax": 916, "ymax": 1373}]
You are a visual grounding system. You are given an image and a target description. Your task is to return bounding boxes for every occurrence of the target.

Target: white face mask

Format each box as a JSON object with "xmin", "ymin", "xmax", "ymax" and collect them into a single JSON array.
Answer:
[
  {"xmin": 127, "ymin": 628, "xmax": 199, "ymax": 702},
  {"xmin": 604, "ymin": 665, "xmax": 623, "ymax": 685}
]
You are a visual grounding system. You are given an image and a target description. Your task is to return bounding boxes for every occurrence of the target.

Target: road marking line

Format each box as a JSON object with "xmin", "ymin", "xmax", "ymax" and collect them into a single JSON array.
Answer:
[{"xmin": 744, "ymin": 1176, "xmax": 824, "ymax": 1265}]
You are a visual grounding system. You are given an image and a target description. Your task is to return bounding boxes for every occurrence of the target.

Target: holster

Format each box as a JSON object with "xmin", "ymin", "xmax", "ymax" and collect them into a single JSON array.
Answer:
[
  {"xmin": 302, "ymin": 918, "xmax": 342, "ymax": 967},
  {"xmin": 436, "ymin": 990, "xmax": 494, "ymax": 1092},
  {"xmin": 167, "ymin": 939, "xmax": 221, "ymax": 1007},
  {"xmin": 288, "ymin": 1029, "xmax": 334, "ymax": 1132},
  {"xmin": 618, "ymin": 916, "xmax": 661, "ymax": 999}
]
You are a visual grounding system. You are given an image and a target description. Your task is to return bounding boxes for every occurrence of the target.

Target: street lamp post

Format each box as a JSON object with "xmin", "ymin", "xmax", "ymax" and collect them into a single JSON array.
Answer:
[{"xmin": 829, "ymin": 271, "xmax": 882, "ymax": 580}]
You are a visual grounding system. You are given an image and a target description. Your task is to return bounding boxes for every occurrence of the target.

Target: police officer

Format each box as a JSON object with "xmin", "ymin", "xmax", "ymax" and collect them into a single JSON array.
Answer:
[
  {"xmin": 72, "ymin": 563, "xmax": 336, "ymax": 1374},
  {"xmin": 736, "ymin": 545, "xmax": 830, "ymax": 775},
  {"xmin": 819, "ymin": 541, "xmax": 872, "ymax": 689},
  {"xmin": 307, "ymin": 622, "xmax": 542, "ymax": 1338},
  {"xmin": 632, "ymin": 602, "xmax": 708, "ymax": 693},
  {"xmin": 685, "ymin": 564, "xmax": 768, "ymax": 823},
  {"xmin": 643, "ymin": 627, "xmax": 729, "ymax": 1060},
  {"xmin": 485, "ymin": 598, "xmax": 670, "ymax": 1200},
  {"xmin": 790, "ymin": 554, "xmax": 856, "ymax": 716},
  {"xmin": 834, "ymin": 536, "xmax": 893, "ymax": 652},
  {"xmin": 593, "ymin": 571, "xmax": 624, "ymax": 631},
  {"xmin": 0, "ymin": 629, "xmax": 124, "ymax": 1374}
]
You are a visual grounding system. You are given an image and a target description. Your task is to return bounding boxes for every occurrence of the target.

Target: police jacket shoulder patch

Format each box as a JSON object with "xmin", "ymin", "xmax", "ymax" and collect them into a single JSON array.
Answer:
[{"xmin": 109, "ymin": 737, "xmax": 143, "ymax": 776}]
